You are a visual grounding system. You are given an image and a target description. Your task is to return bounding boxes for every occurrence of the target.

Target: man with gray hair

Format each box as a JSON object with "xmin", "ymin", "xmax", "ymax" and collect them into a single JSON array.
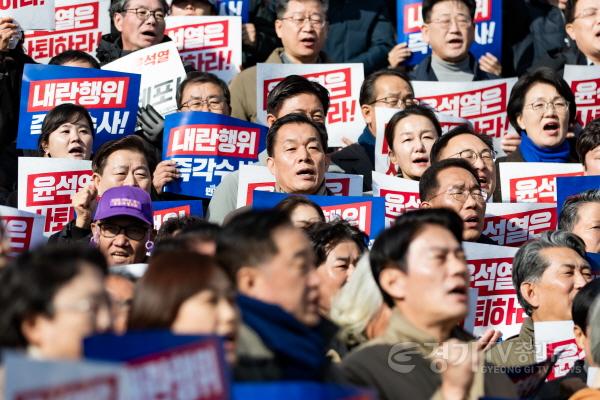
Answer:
[
  {"xmin": 559, "ymin": 189, "xmax": 600, "ymax": 254},
  {"xmin": 486, "ymin": 231, "xmax": 592, "ymax": 367},
  {"xmin": 96, "ymin": 0, "xmax": 170, "ymax": 65}
]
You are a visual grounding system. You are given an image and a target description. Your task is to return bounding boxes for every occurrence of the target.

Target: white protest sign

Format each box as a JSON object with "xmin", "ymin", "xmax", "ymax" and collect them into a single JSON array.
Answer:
[
  {"xmin": 236, "ymin": 164, "xmax": 363, "ymax": 208},
  {"xmin": 23, "ymin": 0, "xmax": 111, "ymax": 63},
  {"xmin": 564, "ymin": 65, "xmax": 600, "ymax": 127},
  {"xmin": 463, "ymin": 242, "xmax": 524, "ymax": 339},
  {"xmin": 1, "ymin": 0, "xmax": 55, "ymax": 30},
  {"xmin": 18, "ymin": 157, "xmax": 92, "ymax": 237},
  {"xmin": 483, "ymin": 203, "xmax": 557, "ymax": 247},
  {"xmin": 371, "ymin": 171, "xmax": 420, "ymax": 227},
  {"xmin": 165, "ymin": 15, "xmax": 241, "ymax": 83},
  {"xmin": 412, "ymin": 78, "xmax": 517, "ymax": 140},
  {"xmin": 0, "ymin": 206, "xmax": 46, "ymax": 256},
  {"xmin": 103, "ymin": 41, "xmax": 186, "ymax": 116},
  {"xmin": 256, "ymin": 63, "xmax": 364, "ymax": 147},
  {"xmin": 535, "ymin": 320, "xmax": 585, "ymax": 381},
  {"xmin": 374, "ymin": 107, "xmax": 472, "ymax": 176},
  {"xmin": 499, "ymin": 162, "xmax": 584, "ymax": 203}
]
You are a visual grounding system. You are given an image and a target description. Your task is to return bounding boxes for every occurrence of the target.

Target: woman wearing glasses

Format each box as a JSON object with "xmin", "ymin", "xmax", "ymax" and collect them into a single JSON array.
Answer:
[
  {"xmin": 96, "ymin": 0, "xmax": 169, "ymax": 65},
  {"xmin": 91, "ymin": 185, "xmax": 154, "ymax": 267},
  {"xmin": 495, "ymin": 67, "xmax": 579, "ymax": 199}
]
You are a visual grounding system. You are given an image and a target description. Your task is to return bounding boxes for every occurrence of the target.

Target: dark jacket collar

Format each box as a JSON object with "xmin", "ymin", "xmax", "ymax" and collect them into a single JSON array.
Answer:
[{"xmin": 96, "ymin": 33, "xmax": 172, "ymax": 65}]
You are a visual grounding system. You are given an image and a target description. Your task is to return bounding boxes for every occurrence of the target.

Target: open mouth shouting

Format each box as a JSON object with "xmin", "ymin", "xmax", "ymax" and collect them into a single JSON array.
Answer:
[
  {"xmin": 542, "ymin": 120, "xmax": 560, "ymax": 137},
  {"xmin": 68, "ymin": 145, "xmax": 86, "ymax": 159}
]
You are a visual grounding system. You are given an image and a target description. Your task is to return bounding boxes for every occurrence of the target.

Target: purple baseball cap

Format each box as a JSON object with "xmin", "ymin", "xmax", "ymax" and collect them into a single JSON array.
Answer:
[{"xmin": 94, "ymin": 186, "xmax": 153, "ymax": 225}]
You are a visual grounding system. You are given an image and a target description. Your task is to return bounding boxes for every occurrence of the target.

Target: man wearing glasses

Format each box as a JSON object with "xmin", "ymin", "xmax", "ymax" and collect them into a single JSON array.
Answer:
[
  {"xmin": 229, "ymin": 0, "xmax": 329, "ymax": 122},
  {"xmin": 420, "ymin": 158, "xmax": 496, "ymax": 244},
  {"xmin": 430, "ymin": 125, "xmax": 498, "ymax": 196},
  {"xmin": 410, "ymin": 0, "xmax": 501, "ymax": 81},
  {"xmin": 330, "ymin": 69, "xmax": 416, "ymax": 191},
  {"xmin": 97, "ymin": 0, "xmax": 169, "ymax": 65}
]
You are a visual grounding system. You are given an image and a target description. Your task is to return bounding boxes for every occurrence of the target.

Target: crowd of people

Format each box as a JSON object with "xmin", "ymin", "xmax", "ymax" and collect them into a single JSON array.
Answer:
[{"xmin": 0, "ymin": 0, "xmax": 600, "ymax": 398}]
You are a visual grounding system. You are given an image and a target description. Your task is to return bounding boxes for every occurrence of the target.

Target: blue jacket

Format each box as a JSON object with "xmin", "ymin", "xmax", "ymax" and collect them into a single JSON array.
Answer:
[{"xmin": 324, "ymin": 0, "xmax": 396, "ymax": 75}]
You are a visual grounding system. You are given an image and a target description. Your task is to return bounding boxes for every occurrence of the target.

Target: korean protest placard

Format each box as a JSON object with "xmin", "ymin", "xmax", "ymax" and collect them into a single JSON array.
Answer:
[
  {"xmin": 17, "ymin": 64, "xmax": 141, "ymax": 151},
  {"xmin": 556, "ymin": 175, "xmax": 600, "ymax": 215},
  {"xmin": 396, "ymin": 0, "xmax": 503, "ymax": 66},
  {"xmin": 499, "ymin": 162, "xmax": 584, "ymax": 203},
  {"xmin": 103, "ymin": 41, "xmax": 186, "ymax": 116},
  {"xmin": 0, "ymin": 205, "xmax": 46, "ymax": 257},
  {"xmin": 18, "ymin": 157, "xmax": 92, "ymax": 237},
  {"xmin": 165, "ymin": 15, "xmax": 242, "ymax": 83},
  {"xmin": 535, "ymin": 321, "xmax": 585, "ymax": 381},
  {"xmin": 214, "ymin": 0, "xmax": 249, "ymax": 22},
  {"xmin": 1, "ymin": 0, "xmax": 55, "ymax": 30},
  {"xmin": 483, "ymin": 203, "xmax": 557, "ymax": 247},
  {"xmin": 152, "ymin": 200, "xmax": 203, "ymax": 231},
  {"xmin": 463, "ymin": 242, "xmax": 525, "ymax": 339},
  {"xmin": 23, "ymin": 0, "xmax": 111, "ymax": 64},
  {"xmin": 236, "ymin": 164, "xmax": 364, "ymax": 208},
  {"xmin": 162, "ymin": 111, "xmax": 267, "ymax": 198},
  {"xmin": 372, "ymin": 171, "xmax": 420, "ymax": 227},
  {"xmin": 257, "ymin": 63, "xmax": 364, "ymax": 147},
  {"xmin": 564, "ymin": 65, "xmax": 600, "ymax": 127}
]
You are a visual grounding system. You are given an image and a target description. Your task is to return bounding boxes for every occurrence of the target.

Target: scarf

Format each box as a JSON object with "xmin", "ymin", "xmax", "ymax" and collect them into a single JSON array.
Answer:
[{"xmin": 519, "ymin": 130, "xmax": 571, "ymax": 163}]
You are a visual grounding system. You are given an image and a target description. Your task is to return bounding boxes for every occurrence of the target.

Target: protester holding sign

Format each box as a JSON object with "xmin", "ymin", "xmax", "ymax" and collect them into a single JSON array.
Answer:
[
  {"xmin": 96, "ymin": 0, "xmax": 170, "ymax": 64},
  {"xmin": 343, "ymin": 209, "xmax": 516, "ymax": 400},
  {"xmin": 50, "ymin": 136, "xmax": 154, "ymax": 243},
  {"xmin": 128, "ymin": 251, "xmax": 239, "ymax": 364},
  {"xmin": 420, "ymin": 158, "xmax": 493, "ymax": 243},
  {"xmin": 38, "ymin": 104, "xmax": 94, "ymax": 160},
  {"xmin": 577, "ymin": 119, "xmax": 600, "ymax": 176},
  {"xmin": 486, "ymin": 231, "xmax": 592, "ymax": 367},
  {"xmin": 495, "ymin": 67, "xmax": 579, "ymax": 200},
  {"xmin": 305, "ymin": 220, "xmax": 368, "ymax": 316},
  {"xmin": 409, "ymin": 0, "xmax": 500, "ymax": 81},
  {"xmin": 217, "ymin": 209, "xmax": 338, "ymax": 381},
  {"xmin": 384, "ymin": 104, "xmax": 441, "ymax": 181},
  {"xmin": 430, "ymin": 124, "xmax": 497, "ymax": 195},
  {"xmin": 229, "ymin": 0, "xmax": 329, "ymax": 122},
  {"xmin": 91, "ymin": 185, "xmax": 154, "ymax": 266},
  {"xmin": 331, "ymin": 69, "xmax": 416, "ymax": 191},
  {"xmin": 559, "ymin": 189, "xmax": 600, "ymax": 253},
  {"xmin": 0, "ymin": 244, "xmax": 110, "ymax": 360}
]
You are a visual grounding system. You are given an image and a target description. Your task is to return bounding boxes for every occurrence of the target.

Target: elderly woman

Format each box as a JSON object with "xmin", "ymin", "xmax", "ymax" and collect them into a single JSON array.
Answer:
[
  {"xmin": 38, "ymin": 103, "xmax": 94, "ymax": 160},
  {"xmin": 384, "ymin": 104, "xmax": 442, "ymax": 181},
  {"xmin": 127, "ymin": 251, "xmax": 239, "ymax": 364}
]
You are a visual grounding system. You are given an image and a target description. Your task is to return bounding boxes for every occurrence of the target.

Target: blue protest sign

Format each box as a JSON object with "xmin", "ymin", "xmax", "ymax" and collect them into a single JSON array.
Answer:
[
  {"xmin": 17, "ymin": 64, "xmax": 141, "ymax": 151},
  {"xmin": 396, "ymin": 0, "xmax": 503, "ymax": 66},
  {"xmin": 556, "ymin": 175, "xmax": 600, "ymax": 215},
  {"xmin": 588, "ymin": 253, "xmax": 600, "ymax": 277},
  {"xmin": 215, "ymin": 0, "xmax": 249, "ymax": 23},
  {"xmin": 233, "ymin": 382, "xmax": 375, "ymax": 400},
  {"xmin": 162, "ymin": 111, "xmax": 267, "ymax": 199},
  {"xmin": 252, "ymin": 191, "xmax": 385, "ymax": 240},
  {"xmin": 152, "ymin": 200, "xmax": 204, "ymax": 230}
]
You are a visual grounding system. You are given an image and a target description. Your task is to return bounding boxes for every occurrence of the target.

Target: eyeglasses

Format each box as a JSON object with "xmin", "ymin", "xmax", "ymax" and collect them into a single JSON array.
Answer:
[
  {"xmin": 370, "ymin": 96, "xmax": 420, "ymax": 108},
  {"xmin": 427, "ymin": 15, "xmax": 473, "ymax": 29},
  {"xmin": 279, "ymin": 13, "xmax": 326, "ymax": 28},
  {"xmin": 450, "ymin": 149, "xmax": 496, "ymax": 165},
  {"xmin": 525, "ymin": 99, "xmax": 569, "ymax": 113},
  {"xmin": 430, "ymin": 188, "xmax": 487, "ymax": 204},
  {"xmin": 574, "ymin": 7, "xmax": 600, "ymax": 20},
  {"xmin": 121, "ymin": 8, "xmax": 166, "ymax": 22},
  {"xmin": 179, "ymin": 97, "xmax": 226, "ymax": 111},
  {"xmin": 99, "ymin": 223, "xmax": 148, "ymax": 241}
]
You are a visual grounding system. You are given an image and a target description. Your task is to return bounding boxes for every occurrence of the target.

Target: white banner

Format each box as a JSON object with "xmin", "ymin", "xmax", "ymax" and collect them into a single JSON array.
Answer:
[
  {"xmin": 483, "ymin": 202, "xmax": 557, "ymax": 247},
  {"xmin": 1, "ymin": 0, "xmax": 55, "ymax": 30},
  {"xmin": 165, "ymin": 16, "xmax": 241, "ymax": 84},
  {"xmin": 463, "ymin": 242, "xmax": 523, "ymax": 339},
  {"xmin": 256, "ymin": 63, "xmax": 364, "ymax": 147},
  {"xmin": 18, "ymin": 157, "xmax": 92, "ymax": 237},
  {"xmin": 535, "ymin": 320, "xmax": 585, "ymax": 381},
  {"xmin": 499, "ymin": 162, "xmax": 584, "ymax": 203},
  {"xmin": 371, "ymin": 171, "xmax": 420, "ymax": 227},
  {"xmin": 564, "ymin": 65, "xmax": 600, "ymax": 128},
  {"xmin": 236, "ymin": 164, "xmax": 363, "ymax": 208},
  {"xmin": 23, "ymin": 0, "xmax": 110, "ymax": 64},
  {"xmin": 0, "ymin": 205, "xmax": 46, "ymax": 256},
  {"xmin": 103, "ymin": 41, "xmax": 186, "ymax": 116}
]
